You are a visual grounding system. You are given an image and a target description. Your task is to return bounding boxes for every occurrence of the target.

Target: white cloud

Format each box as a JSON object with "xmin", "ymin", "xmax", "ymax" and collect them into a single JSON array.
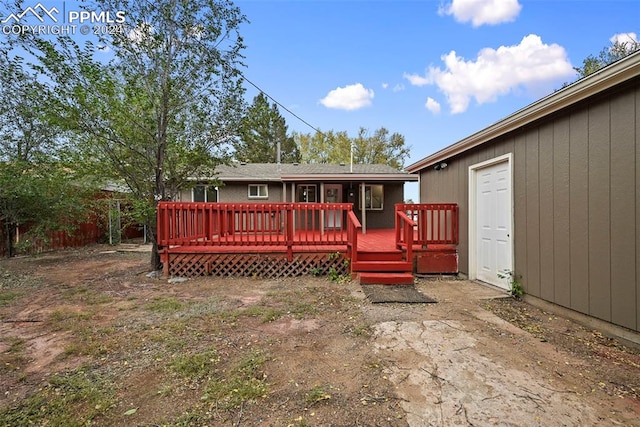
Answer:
[
  {"xmin": 382, "ymin": 83, "xmax": 389, "ymax": 89},
  {"xmin": 439, "ymin": 0, "xmax": 522, "ymax": 27},
  {"xmin": 610, "ymin": 32, "xmax": 638, "ymax": 44},
  {"xmin": 610, "ymin": 32, "xmax": 639, "ymax": 52},
  {"xmin": 405, "ymin": 34, "xmax": 574, "ymax": 114},
  {"xmin": 425, "ymin": 97, "xmax": 441, "ymax": 114},
  {"xmin": 319, "ymin": 83, "xmax": 374, "ymax": 111},
  {"xmin": 392, "ymin": 83, "xmax": 405, "ymax": 92},
  {"xmin": 403, "ymin": 73, "xmax": 429, "ymax": 86}
]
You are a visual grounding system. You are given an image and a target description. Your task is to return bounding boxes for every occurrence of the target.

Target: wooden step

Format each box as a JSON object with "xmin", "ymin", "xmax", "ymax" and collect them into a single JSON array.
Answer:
[
  {"xmin": 357, "ymin": 250, "xmax": 404, "ymax": 262},
  {"xmin": 351, "ymin": 260, "xmax": 413, "ymax": 272},
  {"xmin": 359, "ymin": 272, "xmax": 415, "ymax": 285}
]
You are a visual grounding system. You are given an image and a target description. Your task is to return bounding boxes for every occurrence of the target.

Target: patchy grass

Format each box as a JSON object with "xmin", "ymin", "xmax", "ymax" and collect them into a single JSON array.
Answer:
[
  {"xmin": 0, "ymin": 369, "xmax": 116, "ymax": 426},
  {"xmin": 0, "ymin": 249, "xmax": 408, "ymax": 426},
  {"xmin": 201, "ymin": 349, "xmax": 269, "ymax": 410},
  {"xmin": 242, "ymin": 305, "xmax": 285, "ymax": 322},
  {"xmin": 305, "ymin": 385, "xmax": 332, "ymax": 405},
  {"xmin": 169, "ymin": 348, "xmax": 220, "ymax": 379},
  {"xmin": 145, "ymin": 296, "xmax": 184, "ymax": 312},
  {"xmin": 0, "ymin": 337, "xmax": 27, "ymax": 374},
  {"xmin": 0, "ymin": 290, "xmax": 22, "ymax": 306},
  {"xmin": 62, "ymin": 287, "xmax": 113, "ymax": 305}
]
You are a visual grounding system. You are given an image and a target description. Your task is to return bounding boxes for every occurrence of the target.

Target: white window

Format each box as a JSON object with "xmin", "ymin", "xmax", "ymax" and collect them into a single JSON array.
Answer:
[
  {"xmin": 248, "ymin": 184, "xmax": 268, "ymax": 199},
  {"xmin": 192, "ymin": 185, "xmax": 218, "ymax": 202},
  {"xmin": 297, "ymin": 185, "xmax": 317, "ymax": 203},
  {"xmin": 360, "ymin": 184, "xmax": 383, "ymax": 210}
]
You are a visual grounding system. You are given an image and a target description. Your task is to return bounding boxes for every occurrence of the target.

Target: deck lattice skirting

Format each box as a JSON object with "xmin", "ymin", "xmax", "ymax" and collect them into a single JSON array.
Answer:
[{"xmin": 165, "ymin": 251, "xmax": 350, "ymax": 278}]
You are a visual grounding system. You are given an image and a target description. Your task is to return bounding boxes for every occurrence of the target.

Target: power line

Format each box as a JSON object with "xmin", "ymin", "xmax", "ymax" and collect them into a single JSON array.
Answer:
[{"xmin": 241, "ymin": 74, "xmax": 323, "ymax": 135}]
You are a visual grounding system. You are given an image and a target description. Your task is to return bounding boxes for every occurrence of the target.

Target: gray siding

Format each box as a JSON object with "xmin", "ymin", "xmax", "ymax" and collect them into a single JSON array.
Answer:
[
  {"xmin": 219, "ymin": 182, "xmax": 283, "ymax": 202},
  {"xmin": 419, "ymin": 79, "xmax": 640, "ymax": 332},
  {"xmin": 356, "ymin": 182, "xmax": 404, "ymax": 229}
]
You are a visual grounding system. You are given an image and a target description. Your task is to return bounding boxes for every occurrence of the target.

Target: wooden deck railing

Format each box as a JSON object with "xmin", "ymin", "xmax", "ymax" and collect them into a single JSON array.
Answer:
[
  {"xmin": 395, "ymin": 203, "xmax": 459, "ymax": 247},
  {"xmin": 157, "ymin": 202, "xmax": 354, "ymax": 259},
  {"xmin": 395, "ymin": 210, "xmax": 416, "ymax": 262},
  {"xmin": 346, "ymin": 210, "xmax": 362, "ymax": 265}
]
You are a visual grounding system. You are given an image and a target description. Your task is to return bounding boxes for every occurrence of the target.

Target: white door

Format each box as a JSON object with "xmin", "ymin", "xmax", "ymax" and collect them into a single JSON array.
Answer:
[{"xmin": 474, "ymin": 159, "xmax": 512, "ymax": 288}]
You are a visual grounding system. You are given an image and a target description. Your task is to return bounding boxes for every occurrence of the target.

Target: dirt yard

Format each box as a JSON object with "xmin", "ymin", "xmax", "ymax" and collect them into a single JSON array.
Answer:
[{"xmin": 0, "ymin": 245, "xmax": 639, "ymax": 426}]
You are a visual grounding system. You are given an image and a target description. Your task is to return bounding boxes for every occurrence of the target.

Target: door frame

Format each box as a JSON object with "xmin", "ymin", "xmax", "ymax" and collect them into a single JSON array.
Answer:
[
  {"xmin": 468, "ymin": 153, "xmax": 514, "ymax": 284},
  {"xmin": 323, "ymin": 183, "xmax": 343, "ymax": 229}
]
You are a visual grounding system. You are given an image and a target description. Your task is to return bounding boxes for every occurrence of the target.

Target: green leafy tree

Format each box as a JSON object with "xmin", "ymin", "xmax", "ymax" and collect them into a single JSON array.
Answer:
[
  {"xmin": 296, "ymin": 127, "xmax": 410, "ymax": 170},
  {"xmin": 295, "ymin": 130, "xmax": 351, "ymax": 165},
  {"xmin": 574, "ymin": 38, "xmax": 640, "ymax": 78},
  {"xmin": 234, "ymin": 93, "xmax": 300, "ymax": 163},
  {"xmin": 0, "ymin": 54, "xmax": 90, "ymax": 256},
  {"xmin": 20, "ymin": 0, "xmax": 247, "ymax": 269}
]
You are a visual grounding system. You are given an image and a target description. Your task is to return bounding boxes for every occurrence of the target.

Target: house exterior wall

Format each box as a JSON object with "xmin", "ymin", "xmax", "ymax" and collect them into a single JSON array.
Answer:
[
  {"xmin": 354, "ymin": 182, "xmax": 404, "ymax": 229},
  {"xmin": 178, "ymin": 183, "xmax": 284, "ymax": 202},
  {"xmin": 178, "ymin": 181, "xmax": 405, "ymax": 229},
  {"xmin": 419, "ymin": 77, "xmax": 640, "ymax": 332},
  {"xmin": 218, "ymin": 182, "xmax": 283, "ymax": 202}
]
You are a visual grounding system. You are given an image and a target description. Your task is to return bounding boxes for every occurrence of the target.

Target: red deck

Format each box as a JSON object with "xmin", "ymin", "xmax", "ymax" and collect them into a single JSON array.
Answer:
[{"xmin": 157, "ymin": 202, "xmax": 459, "ymax": 278}]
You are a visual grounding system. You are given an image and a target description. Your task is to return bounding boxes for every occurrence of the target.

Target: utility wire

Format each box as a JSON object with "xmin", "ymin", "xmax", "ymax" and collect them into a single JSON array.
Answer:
[{"xmin": 241, "ymin": 74, "xmax": 323, "ymax": 135}]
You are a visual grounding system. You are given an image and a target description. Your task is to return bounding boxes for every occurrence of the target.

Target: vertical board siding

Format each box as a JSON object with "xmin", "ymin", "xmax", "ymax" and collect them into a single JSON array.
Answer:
[
  {"xmin": 513, "ymin": 134, "xmax": 528, "ymax": 291},
  {"xmin": 636, "ymin": 87, "xmax": 640, "ymax": 332},
  {"xmin": 588, "ymin": 101, "xmax": 612, "ymax": 322},
  {"xmin": 538, "ymin": 123, "xmax": 555, "ymax": 301},
  {"xmin": 569, "ymin": 110, "xmax": 590, "ymax": 314},
  {"xmin": 525, "ymin": 130, "xmax": 542, "ymax": 297},
  {"xmin": 419, "ymin": 82, "xmax": 639, "ymax": 332},
  {"xmin": 553, "ymin": 119, "xmax": 571, "ymax": 308},
  {"xmin": 610, "ymin": 91, "xmax": 637, "ymax": 330}
]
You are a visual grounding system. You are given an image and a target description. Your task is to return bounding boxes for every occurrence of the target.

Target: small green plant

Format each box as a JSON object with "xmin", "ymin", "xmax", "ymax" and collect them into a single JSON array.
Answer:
[
  {"xmin": 305, "ymin": 385, "xmax": 332, "ymax": 405},
  {"xmin": 309, "ymin": 266, "xmax": 321, "ymax": 277},
  {"xmin": 497, "ymin": 270, "xmax": 523, "ymax": 299}
]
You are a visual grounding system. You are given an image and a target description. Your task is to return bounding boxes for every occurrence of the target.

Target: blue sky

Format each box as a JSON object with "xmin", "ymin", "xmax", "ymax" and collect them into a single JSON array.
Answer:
[
  {"xmin": 1, "ymin": 0, "xmax": 638, "ymax": 201},
  {"xmin": 237, "ymin": 0, "xmax": 638, "ymax": 168}
]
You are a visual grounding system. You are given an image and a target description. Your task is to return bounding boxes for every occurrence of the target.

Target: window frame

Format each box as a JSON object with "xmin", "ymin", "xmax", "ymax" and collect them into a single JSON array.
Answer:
[
  {"xmin": 192, "ymin": 185, "xmax": 218, "ymax": 202},
  {"xmin": 359, "ymin": 184, "xmax": 384, "ymax": 211},
  {"xmin": 297, "ymin": 184, "xmax": 317, "ymax": 203},
  {"xmin": 248, "ymin": 184, "xmax": 269, "ymax": 199}
]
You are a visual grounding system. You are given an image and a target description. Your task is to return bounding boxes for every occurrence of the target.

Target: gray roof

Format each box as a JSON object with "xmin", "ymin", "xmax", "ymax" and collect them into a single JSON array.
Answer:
[{"xmin": 210, "ymin": 163, "xmax": 417, "ymax": 182}]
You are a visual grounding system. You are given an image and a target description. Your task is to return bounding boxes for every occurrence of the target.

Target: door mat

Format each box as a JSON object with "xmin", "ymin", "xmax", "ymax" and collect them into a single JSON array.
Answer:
[{"xmin": 362, "ymin": 285, "xmax": 437, "ymax": 304}]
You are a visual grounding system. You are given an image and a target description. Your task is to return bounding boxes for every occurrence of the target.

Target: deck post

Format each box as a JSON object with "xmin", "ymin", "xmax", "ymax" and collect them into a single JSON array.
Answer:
[
  {"xmin": 360, "ymin": 182, "xmax": 366, "ymax": 234},
  {"xmin": 286, "ymin": 204, "xmax": 294, "ymax": 261}
]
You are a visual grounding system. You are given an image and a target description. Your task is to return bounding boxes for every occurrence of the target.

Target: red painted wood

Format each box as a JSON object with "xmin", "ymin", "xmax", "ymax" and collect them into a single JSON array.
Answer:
[
  {"xmin": 157, "ymin": 202, "xmax": 459, "ymax": 277},
  {"xmin": 395, "ymin": 203, "xmax": 459, "ymax": 246},
  {"xmin": 357, "ymin": 250, "xmax": 403, "ymax": 261},
  {"xmin": 416, "ymin": 249, "xmax": 458, "ymax": 274},
  {"xmin": 358, "ymin": 272, "xmax": 415, "ymax": 285},
  {"xmin": 351, "ymin": 260, "xmax": 413, "ymax": 272}
]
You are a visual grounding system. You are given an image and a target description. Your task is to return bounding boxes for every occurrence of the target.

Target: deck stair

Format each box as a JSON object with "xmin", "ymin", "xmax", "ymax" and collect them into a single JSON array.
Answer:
[{"xmin": 352, "ymin": 249, "xmax": 414, "ymax": 285}]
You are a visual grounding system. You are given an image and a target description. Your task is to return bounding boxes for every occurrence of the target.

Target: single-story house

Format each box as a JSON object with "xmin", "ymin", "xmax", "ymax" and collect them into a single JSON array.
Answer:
[
  {"xmin": 407, "ymin": 50, "xmax": 640, "ymax": 334},
  {"xmin": 176, "ymin": 162, "xmax": 418, "ymax": 232}
]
